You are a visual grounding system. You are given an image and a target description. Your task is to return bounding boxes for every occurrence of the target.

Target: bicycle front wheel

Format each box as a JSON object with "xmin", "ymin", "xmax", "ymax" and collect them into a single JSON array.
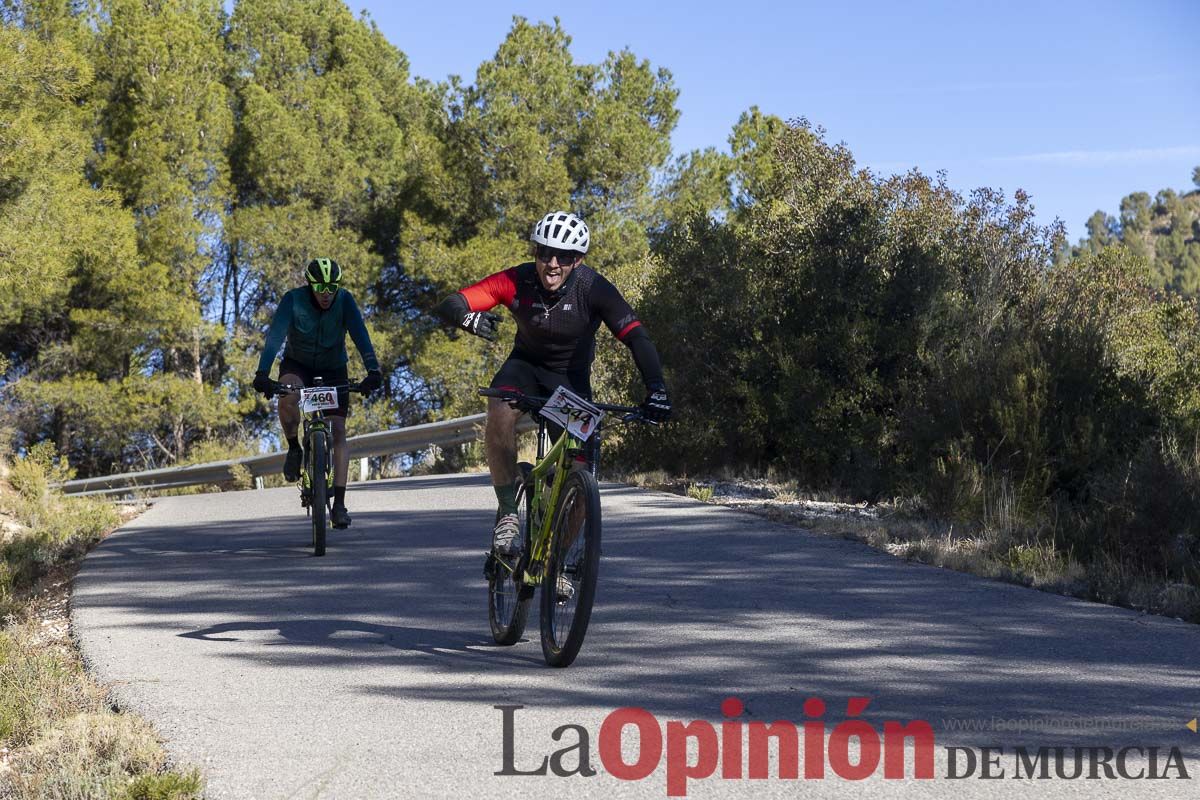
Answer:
[
  {"xmin": 540, "ymin": 467, "xmax": 601, "ymax": 667},
  {"xmin": 488, "ymin": 463, "xmax": 534, "ymax": 645},
  {"xmin": 310, "ymin": 433, "xmax": 327, "ymax": 557}
]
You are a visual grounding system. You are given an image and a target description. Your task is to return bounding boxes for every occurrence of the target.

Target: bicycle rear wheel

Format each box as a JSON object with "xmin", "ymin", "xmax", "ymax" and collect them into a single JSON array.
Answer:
[
  {"xmin": 540, "ymin": 467, "xmax": 601, "ymax": 667},
  {"xmin": 310, "ymin": 433, "xmax": 327, "ymax": 557},
  {"xmin": 488, "ymin": 463, "xmax": 534, "ymax": 645}
]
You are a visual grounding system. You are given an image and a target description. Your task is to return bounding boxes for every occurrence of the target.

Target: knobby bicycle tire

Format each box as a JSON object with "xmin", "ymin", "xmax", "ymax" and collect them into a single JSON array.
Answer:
[
  {"xmin": 540, "ymin": 467, "xmax": 601, "ymax": 667},
  {"xmin": 310, "ymin": 433, "xmax": 327, "ymax": 557},
  {"xmin": 489, "ymin": 463, "xmax": 534, "ymax": 644}
]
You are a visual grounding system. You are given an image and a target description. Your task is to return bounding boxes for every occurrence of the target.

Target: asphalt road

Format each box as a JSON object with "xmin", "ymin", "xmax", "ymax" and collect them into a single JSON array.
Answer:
[{"xmin": 73, "ymin": 473, "xmax": 1200, "ymax": 798}]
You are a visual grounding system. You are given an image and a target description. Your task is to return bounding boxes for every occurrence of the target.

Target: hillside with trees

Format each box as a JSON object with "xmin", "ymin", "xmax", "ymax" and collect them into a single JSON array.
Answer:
[
  {"xmin": 1071, "ymin": 168, "xmax": 1200, "ymax": 296},
  {"xmin": 2, "ymin": 1, "xmax": 1198, "ymax": 613},
  {"xmin": 1, "ymin": 2, "xmax": 678, "ymax": 474}
]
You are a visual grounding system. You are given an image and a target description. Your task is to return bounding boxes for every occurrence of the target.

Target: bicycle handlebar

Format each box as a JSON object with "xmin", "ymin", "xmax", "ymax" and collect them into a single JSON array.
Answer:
[
  {"xmin": 478, "ymin": 387, "xmax": 645, "ymax": 422},
  {"xmin": 272, "ymin": 381, "xmax": 366, "ymax": 397}
]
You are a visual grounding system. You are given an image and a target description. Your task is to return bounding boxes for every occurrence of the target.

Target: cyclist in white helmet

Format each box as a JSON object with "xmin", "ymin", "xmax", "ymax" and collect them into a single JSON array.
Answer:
[{"xmin": 436, "ymin": 211, "xmax": 671, "ymax": 555}]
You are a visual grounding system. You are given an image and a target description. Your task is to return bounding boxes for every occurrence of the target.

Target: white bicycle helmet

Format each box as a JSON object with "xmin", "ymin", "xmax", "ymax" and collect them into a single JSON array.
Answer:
[{"xmin": 531, "ymin": 211, "xmax": 590, "ymax": 253}]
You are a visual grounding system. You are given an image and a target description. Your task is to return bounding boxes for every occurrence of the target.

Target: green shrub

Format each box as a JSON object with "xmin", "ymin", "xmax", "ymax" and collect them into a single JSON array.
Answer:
[
  {"xmin": 1, "ymin": 447, "xmax": 119, "ymax": 616},
  {"xmin": 117, "ymin": 769, "xmax": 204, "ymax": 800},
  {"xmin": 625, "ymin": 119, "xmax": 1200, "ymax": 596},
  {"xmin": 8, "ymin": 458, "xmax": 50, "ymax": 503}
]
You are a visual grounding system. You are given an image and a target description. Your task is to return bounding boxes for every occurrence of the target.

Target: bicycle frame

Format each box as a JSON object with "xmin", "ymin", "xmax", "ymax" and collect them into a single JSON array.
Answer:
[
  {"xmin": 480, "ymin": 385, "xmax": 640, "ymax": 579},
  {"xmin": 299, "ymin": 412, "xmax": 332, "ymax": 504},
  {"xmin": 270, "ymin": 377, "xmax": 364, "ymax": 555},
  {"xmin": 521, "ymin": 421, "xmax": 587, "ymax": 583},
  {"xmin": 480, "ymin": 385, "xmax": 646, "ymax": 664},
  {"xmin": 294, "ymin": 384, "xmax": 338, "ymax": 506}
]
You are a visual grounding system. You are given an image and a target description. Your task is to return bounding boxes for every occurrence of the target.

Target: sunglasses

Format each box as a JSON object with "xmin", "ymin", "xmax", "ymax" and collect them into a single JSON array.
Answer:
[
  {"xmin": 536, "ymin": 245, "xmax": 582, "ymax": 266},
  {"xmin": 309, "ymin": 281, "xmax": 340, "ymax": 294}
]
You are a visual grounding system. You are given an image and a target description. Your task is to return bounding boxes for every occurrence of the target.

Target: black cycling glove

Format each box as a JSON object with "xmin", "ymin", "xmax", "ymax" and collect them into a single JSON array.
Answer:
[
  {"xmin": 253, "ymin": 370, "xmax": 276, "ymax": 397},
  {"xmin": 641, "ymin": 381, "xmax": 672, "ymax": 424},
  {"xmin": 461, "ymin": 311, "xmax": 501, "ymax": 341},
  {"xmin": 359, "ymin": 369, "xmax": 383, "ymax": 395}
]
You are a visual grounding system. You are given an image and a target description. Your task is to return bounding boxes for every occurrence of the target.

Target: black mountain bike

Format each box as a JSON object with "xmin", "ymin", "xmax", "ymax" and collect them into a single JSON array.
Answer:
[{"xmin": 272, "ymin": 378, "xmax": 363, "ymax": 556}]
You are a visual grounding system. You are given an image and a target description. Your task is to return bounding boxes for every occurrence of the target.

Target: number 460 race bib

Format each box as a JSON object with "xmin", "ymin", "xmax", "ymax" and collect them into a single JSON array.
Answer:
[{"xmin": 300, "ymin": 387, "xmax": 339, "ymax": 413}]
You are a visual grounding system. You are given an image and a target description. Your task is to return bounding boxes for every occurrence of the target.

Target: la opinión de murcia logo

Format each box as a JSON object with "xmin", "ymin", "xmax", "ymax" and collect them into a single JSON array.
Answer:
[
  {"xmin": 497, "ymin": 697, "xmax": 933, "ymax": 796},
  {"xmin": 495, "ymin": 699, "xmax": 1192, "ymax": 796},
  {"xmin": 945, "ymin": 746, "xmax": 1189, "ymax": 780}
]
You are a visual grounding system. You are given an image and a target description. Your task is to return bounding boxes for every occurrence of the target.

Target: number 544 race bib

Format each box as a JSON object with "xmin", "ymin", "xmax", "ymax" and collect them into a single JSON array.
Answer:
[{"xmin": 539, "ymin": 386, "xmax": 604, "ymax": 442}]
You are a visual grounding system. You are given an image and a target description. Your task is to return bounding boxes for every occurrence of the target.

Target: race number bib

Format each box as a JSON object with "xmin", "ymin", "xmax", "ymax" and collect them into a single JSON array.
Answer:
[
  {"xmin": 539, "ymin": 386, "xmax": 604, "ymax": 442},
  {"xmin": 300, "ymin": 387, "xmax": 339, "ymax": 413}
]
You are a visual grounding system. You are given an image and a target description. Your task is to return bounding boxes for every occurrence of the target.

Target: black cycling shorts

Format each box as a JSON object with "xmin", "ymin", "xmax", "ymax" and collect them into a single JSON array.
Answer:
[
  {"xmin": 278, "ymin": 357, "xmax": 350, "ymax": 417},
  {"xmin": 490, "ymin": 356, "xmax": 598, "ymax": 460},
  {"xmin": 489, "ymin": 355, "xmax": 592, "ymax": 401}
]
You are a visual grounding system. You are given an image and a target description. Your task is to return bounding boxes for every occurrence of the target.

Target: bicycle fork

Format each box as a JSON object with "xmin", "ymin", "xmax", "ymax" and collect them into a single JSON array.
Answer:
[{"xmin": 299, "ymin": 421, "xmax": 332, "ymax": 513}]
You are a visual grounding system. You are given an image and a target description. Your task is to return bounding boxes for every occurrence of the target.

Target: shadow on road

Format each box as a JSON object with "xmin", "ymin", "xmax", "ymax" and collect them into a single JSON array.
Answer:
[{"xmin": 74, "ymin": 479, "xmax": 1200, "ymax": 753}]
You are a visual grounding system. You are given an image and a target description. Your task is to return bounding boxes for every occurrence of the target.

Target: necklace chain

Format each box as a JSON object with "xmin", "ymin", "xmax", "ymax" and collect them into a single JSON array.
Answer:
[{"xmin": 537, "ymin": 287, "xmax": 564, "ymax": 317}]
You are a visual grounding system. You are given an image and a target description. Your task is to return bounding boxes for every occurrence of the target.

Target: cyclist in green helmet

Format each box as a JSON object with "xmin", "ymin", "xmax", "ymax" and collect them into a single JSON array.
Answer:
[{"xmin": 253, "ymin": 258, "xmax": 384, "ymax": 528}]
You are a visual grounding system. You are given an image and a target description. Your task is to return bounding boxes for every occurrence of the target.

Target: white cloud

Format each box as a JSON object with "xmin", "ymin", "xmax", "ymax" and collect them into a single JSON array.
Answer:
[{"xmin": 989, "ymin": 146, "xmax": 1200, "ymax": 166}]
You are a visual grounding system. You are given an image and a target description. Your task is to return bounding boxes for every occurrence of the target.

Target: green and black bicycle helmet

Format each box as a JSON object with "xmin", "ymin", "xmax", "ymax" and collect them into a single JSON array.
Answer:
[{"xmin": 305, "ymin": 257, "xmax": 342, "ymax": 287}]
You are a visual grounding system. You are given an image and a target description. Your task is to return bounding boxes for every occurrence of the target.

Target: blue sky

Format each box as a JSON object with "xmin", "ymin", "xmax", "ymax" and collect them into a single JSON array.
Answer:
[{"xmin": 359, "ymin": 0, "xmax": 1199, "ymax": 240}]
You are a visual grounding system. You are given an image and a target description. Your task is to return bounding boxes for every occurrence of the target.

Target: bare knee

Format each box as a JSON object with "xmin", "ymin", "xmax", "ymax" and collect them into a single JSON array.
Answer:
[
  {"xmin": 486, "ymin": 398, "xmax": 521, "ymax": 484},
  {"xmin": 277, "ymin": 372, "xmax": 302, "ymax": 430},
  {"xmin": 331, "ymin": 417, "xmax": 347, "ymax": 445},
  {"xmin": 486, "ymin": 399, "xmax": 519, "ymax": 441}
]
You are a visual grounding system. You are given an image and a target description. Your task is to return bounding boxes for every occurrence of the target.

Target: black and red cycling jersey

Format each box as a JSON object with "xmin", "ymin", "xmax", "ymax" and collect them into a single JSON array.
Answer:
[{"xmin": 451, "ymin": 262, "xmax": 660, "ymax": 382}]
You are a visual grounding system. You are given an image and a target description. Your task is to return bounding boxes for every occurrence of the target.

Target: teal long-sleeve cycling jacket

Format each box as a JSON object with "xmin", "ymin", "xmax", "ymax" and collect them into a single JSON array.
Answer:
[{"xmin": 257, "ymin": 287, "xmax": 380, "ymax": 374}]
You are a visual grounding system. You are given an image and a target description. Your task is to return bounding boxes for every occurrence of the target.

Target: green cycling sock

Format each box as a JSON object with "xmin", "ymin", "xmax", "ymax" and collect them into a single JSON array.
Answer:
[{"xmin": 494, "ymin": 484, "xmax": 518, "ymax": 517}]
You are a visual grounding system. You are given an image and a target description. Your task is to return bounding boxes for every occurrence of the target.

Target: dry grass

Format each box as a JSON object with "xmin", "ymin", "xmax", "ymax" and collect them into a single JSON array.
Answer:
[
  {"xmin": 0, "ymin": 595, "xmax": 201, "ymax": 799},
  {"xmin": 0, "ymin": 451, "xmax": 202, "ymax": 799}
]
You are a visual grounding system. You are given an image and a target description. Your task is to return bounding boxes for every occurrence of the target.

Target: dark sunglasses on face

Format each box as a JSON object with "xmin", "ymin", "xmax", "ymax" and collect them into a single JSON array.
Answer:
[
  {"xmin": 309, "ymin": 281, "xmax": 340, "ymax": 294},
  {"xmin": 536, "ymin": 245, "xmax": 582, "ymax": 266}
]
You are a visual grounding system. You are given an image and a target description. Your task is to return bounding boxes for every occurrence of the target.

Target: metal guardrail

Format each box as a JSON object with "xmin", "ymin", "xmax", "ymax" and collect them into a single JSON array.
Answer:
[{"xmin": 61, "ymin": 413, "xmax": 534, "ymax": 498}]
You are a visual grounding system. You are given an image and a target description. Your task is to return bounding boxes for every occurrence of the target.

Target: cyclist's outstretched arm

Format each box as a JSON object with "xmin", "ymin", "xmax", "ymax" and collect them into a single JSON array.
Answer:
[
  {"xmin": 592, "ymin": 274, "xmax": 666, "ymax": 389},
  {"xmin": 434, "ymin": 268, "xmax": 517, "ymax": 341},
  {"xmin": 435, "ymin": 269, "xmax": 518, "ymax": 317}
]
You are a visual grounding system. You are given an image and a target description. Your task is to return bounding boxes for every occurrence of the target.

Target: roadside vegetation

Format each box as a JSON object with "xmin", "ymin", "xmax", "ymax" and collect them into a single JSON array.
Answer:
[
  {"xmin": 618, "ymin": 120, "xmax": 1200, "ymax": 624},
  {"xmin": 0, "ymin": 448, "xmax": 201, "ymax": 798},
  {"xmin": 1, "ymin": 0, "xmax": 1197, "ymax": 655}
]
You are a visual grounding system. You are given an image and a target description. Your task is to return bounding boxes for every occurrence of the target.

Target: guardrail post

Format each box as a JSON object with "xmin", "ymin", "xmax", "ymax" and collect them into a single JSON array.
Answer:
[{"xmin": 359, "ymin": 457, "xmax": 369, "ymax": 482}]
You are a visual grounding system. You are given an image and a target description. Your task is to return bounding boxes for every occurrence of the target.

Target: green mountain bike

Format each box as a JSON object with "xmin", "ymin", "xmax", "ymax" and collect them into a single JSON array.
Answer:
[
  {"xmin": 272, "ymin": 378, "xmax": 363, "ymax": 557},
  {"xmin": 479, "ymin": 386, "xmax": 647, "ymax": 667}
]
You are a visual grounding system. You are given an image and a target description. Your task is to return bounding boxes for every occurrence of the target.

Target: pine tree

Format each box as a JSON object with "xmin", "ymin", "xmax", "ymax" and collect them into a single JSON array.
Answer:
[
  {"xmin": 1073, "ymin": 171, "xmax": 1200, "ymax": 297},
  {"xmin": 90, "ymin": 0, "xmax": 234, "ymax": 383}
]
